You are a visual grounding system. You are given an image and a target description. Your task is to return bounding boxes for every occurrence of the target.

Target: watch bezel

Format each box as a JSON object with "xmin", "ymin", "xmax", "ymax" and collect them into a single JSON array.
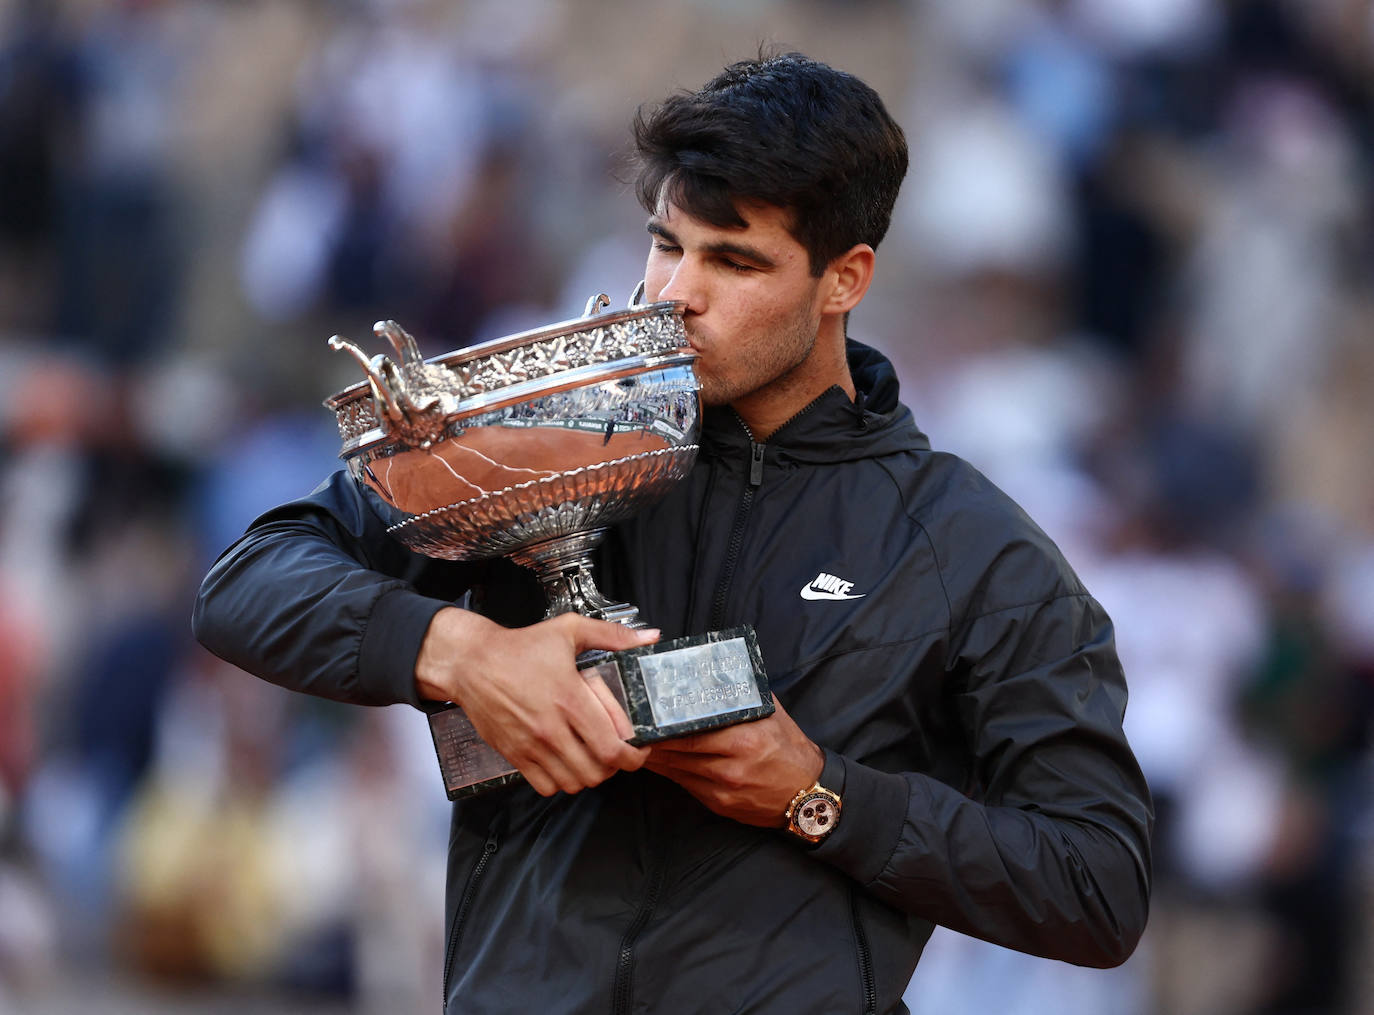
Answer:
[{"xmin": 785, "ymin": 783, "xmax": 842, "ymax": 844}]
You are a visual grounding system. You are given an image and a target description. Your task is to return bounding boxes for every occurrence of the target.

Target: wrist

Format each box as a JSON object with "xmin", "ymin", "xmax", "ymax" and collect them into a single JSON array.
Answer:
[
  {"xmin": 783, "ymin": 745, "xmax": 824, "ymax": 819},
  {"xmin": 415, "ymin": 607, "xmax": 493, "ymax": 703},
  {"xmin": 782, "ymin": 743, "xmax": 839, "ymax": 843}
]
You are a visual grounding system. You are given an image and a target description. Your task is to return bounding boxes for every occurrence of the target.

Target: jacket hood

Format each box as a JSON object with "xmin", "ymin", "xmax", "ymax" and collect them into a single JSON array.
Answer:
[{"xmin": 701, "ymin": 339, "xmax": 929, "ymax": 464}]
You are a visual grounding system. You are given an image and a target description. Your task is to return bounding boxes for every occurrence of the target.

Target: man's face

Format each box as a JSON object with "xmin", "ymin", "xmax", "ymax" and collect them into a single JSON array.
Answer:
[{"xmin": 643, "ymin": 201, "xmax": 825, "ymax": 409}]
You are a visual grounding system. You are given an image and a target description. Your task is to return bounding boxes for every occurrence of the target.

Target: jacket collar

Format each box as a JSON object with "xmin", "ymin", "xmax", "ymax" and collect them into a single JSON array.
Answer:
[{"xmin": 701, "ymin": 340, "xmax": 929, "ymax": 463}]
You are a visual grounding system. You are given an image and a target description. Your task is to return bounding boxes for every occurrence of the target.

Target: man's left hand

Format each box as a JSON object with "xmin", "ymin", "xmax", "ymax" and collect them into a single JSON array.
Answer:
[{"xmin": 645, "ymin": 696, "xmax": 823, "ymax": 827}]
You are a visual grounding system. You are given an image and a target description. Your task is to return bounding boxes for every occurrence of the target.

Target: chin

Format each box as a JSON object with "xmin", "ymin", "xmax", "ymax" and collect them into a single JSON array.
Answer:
[
  {"xmin": 691, "ymin": 370, "xmax": 721, "ymax": 406},
  {"xmin": 696, "ymin": 380, "xmax": 732, "ymax": 408}
]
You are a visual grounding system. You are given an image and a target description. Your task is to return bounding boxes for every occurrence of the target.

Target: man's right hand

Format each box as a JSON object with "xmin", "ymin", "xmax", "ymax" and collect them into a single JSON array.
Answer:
[{"xmin": 415, "ymin": 608, "xmax": 657, "ymax": 796}]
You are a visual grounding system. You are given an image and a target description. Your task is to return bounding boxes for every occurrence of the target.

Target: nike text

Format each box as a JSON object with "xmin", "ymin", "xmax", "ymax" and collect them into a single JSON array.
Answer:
[{"xmin": 800, "ymin": 572, "xmax": 867, "ymax": 601}]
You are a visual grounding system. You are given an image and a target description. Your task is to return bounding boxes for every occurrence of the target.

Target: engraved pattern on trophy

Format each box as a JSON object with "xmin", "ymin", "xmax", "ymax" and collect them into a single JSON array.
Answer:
[{"xmin": 328, "ymin": 303, "xmax": 692, "ymax": 446}]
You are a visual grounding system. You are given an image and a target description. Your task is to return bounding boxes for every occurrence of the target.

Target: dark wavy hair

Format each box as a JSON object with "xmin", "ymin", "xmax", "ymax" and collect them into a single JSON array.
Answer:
[{"xmin": 632, "ymin": 50, "xmax": 908, "ymax": 277}]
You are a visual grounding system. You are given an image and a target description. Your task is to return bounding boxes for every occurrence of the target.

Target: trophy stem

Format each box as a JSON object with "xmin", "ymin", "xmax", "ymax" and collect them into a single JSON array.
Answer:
[{"xmin": 510, "ymin": 530, "xmax": 645, "ymax": 628}]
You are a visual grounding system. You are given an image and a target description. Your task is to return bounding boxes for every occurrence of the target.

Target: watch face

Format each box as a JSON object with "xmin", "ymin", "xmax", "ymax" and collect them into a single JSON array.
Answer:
[{"xmin": 795, "ymin": 792, "xmax": 837, "ymax": 838}]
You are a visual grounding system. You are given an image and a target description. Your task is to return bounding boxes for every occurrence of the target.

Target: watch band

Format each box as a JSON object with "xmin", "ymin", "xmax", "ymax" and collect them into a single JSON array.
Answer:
[{"xmin": 784, "ymin": 782, "xmax": 842, "ymax": 844}]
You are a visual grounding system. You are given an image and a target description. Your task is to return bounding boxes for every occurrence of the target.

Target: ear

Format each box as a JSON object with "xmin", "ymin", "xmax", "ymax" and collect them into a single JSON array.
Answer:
[{"xmin": 819, "ymin": 244, "xmax": 876, "ymax": 316}]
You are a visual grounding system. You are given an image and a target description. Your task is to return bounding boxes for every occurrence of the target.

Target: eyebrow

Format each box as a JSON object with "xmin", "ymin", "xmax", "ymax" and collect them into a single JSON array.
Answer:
[{"xmin": 647, "ymin": 220, "xmax": 778, "ymax": 270}]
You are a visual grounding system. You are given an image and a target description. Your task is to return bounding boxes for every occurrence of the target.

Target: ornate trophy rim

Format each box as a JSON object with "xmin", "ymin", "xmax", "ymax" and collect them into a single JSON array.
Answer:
[{"xmin": 323, "ymin": 295, "xmax": 691, "ymax": 454}]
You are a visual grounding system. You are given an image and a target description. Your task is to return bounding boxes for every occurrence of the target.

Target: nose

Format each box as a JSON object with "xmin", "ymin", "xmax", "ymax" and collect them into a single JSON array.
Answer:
[{"xmin": 655, "ymin": 258, "xmax": 704, "ymax": 314}]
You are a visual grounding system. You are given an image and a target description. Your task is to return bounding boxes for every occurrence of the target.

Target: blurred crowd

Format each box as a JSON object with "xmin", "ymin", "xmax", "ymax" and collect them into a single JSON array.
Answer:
[{"xmin": 1, "ymin": 0, "xmax": 1372, "ymax": 1012}]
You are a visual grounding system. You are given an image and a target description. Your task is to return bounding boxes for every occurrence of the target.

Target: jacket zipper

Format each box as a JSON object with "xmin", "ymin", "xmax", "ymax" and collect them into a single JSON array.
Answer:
[
  {"xmin": 443, "ymin": 829, "xmax": 500, "ymax": 1012},
  {"xmin": 708, "ymin": 399, "xmax": 829, "ymax": 630},
  {"xmin": 709, "ymin": 433, "xmax": 765, "ymax": 630},
  {"xmin": 850, "ymin": 889, "xmax": 878, "ymax": 1015},
  {"xmin": 611, "ymin": 831, "xmax": 668, "ymax": 1015}
]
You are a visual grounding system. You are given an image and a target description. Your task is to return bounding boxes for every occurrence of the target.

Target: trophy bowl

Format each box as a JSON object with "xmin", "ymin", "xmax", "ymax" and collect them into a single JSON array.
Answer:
[{"xmin": 325, "ymin": 290, "xmax": 772, "ymax": 798}]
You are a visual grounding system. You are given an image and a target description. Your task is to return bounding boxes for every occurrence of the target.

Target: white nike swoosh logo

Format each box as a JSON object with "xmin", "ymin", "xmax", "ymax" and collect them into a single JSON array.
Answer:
[{"xmin": 799, "ymin": 584, "xmax": 867, "ymax": 601}]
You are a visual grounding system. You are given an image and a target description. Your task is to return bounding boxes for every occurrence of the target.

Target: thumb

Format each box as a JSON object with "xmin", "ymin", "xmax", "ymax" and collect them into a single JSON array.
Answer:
[{"xmin": 566, "ymin": 615, "xmax": 661, "ymax": 655}]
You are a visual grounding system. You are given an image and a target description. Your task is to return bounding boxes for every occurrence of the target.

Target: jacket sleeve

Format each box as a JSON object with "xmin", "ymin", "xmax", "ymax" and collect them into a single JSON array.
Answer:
[
  {"xmin": 192, "ymin": 470, "xmax": 469, "ymax": 709},
  {"xmin": 810, "ymin": 590, "xmax": 1153, "ymax": 968}
]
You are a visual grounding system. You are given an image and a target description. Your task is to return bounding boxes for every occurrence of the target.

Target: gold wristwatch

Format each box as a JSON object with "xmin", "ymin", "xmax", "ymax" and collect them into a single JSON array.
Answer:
[{"xmin": 784, "ymin": 782, "xmax": 842, "ymax": 844}]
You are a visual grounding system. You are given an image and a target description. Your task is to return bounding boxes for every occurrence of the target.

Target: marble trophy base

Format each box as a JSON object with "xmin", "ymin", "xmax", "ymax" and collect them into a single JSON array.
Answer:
[{"xmin": 428, "ymin": 626, "xmax": 773, "ymax": 800}]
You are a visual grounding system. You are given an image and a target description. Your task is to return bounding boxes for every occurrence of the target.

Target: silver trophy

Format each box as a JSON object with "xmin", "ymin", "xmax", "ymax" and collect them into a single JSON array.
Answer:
[{"xmin": 325, "ymin": 288, "xmax": 773, "ymax": 798}]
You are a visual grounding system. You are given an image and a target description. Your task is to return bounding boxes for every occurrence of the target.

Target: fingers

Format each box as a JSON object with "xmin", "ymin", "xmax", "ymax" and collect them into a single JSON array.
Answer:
[
  {"xmin": 585, "ymin": 668, "xmax": 635, "ymax": 740},
  {"xmin": 585, "ymin": 674, "xmax": 651, "ymax": 773},
  {"xmin": 643, "ymin": 731, "xmax": 722, "ymax": 758},
  {"xmin": 503, "ymin": 722, "xmax": 612, "ymax": 796},
  {"xmin": 567, "ymin": 675, "xmax": 651, "ymax": 777},
  {"xmin": 562, "ymin": 614, "xmax": 660, "ymax": 656},
  {"xmin": 525, "ymin": 739, "xmax": 594, "ymax": 797},
  {"xmin": 644, "ymin": 743, "xmax": 729, "ymax": 782},
  {"xmin": 512, "ymin": 673, "xmax": 649, "ymax": 795},
  {"xmin": 518, "ymin": 759, "xmax": 560, "ymax": 798},
  {"xmin": 642, "ymin": 718, "xmax": 764, "ymax": 759}
]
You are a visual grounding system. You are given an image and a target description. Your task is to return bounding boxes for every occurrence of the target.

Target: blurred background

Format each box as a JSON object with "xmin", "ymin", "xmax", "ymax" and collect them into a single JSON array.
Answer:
[{"xmin": 1, "ymin": 0, "xmax": 1372, "ymax": 1012}]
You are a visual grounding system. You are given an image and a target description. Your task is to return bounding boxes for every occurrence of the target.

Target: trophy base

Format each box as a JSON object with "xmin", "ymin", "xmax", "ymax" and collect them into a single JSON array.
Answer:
[{"xmin": 428, "ymin": 625, "xmax": 772, "ymax": 800}]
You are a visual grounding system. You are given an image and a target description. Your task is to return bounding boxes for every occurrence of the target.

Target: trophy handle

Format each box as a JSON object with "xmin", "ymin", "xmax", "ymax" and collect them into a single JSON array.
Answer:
[
  {"xmin": 329, "ymin": 326, "xmax": 444, "ymax": 441},
  {"xmin": 328, "ymin": 336, "xmax": 406, "ymax": 424},
  {"xmin": 375, "ymin": 319, "xmax": 425, "ymax": 368},
  {"xmin": 509, "ymin": 530, "xmax": 644, "ymax": 628}
]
